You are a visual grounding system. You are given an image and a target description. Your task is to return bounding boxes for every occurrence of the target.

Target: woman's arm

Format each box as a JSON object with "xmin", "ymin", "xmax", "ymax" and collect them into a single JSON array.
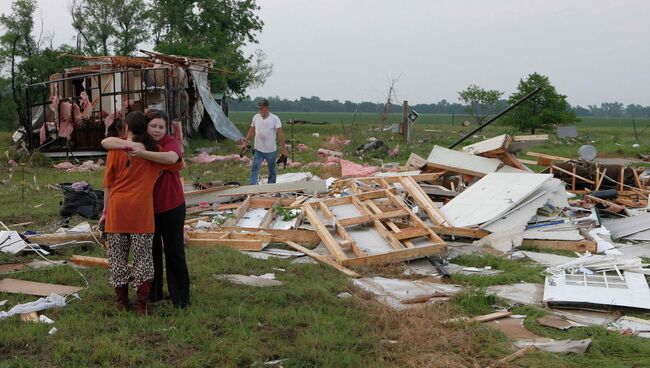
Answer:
[
  {"xmin": 101, "ymin": 137, "xmax": 145, "ymax": 150},
  {"xmin": 131, "ymin": 148, "xmax": 180, "ymax": 165}
]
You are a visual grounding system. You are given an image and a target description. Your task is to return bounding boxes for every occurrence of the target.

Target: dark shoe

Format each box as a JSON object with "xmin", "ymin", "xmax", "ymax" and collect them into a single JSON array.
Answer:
[
  {"xmin": 136, "ymin": 281, "xmax": 153, "ymax": 316},
  {"xmin": 114, "ymin": 285, "xmax": 129, "ymax": 311}
]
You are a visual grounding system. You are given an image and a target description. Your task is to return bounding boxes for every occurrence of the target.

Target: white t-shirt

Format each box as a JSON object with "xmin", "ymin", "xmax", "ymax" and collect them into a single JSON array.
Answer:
[{"xmin": 251, "ymin": 113, "xmax": 281, "ymax": 153}]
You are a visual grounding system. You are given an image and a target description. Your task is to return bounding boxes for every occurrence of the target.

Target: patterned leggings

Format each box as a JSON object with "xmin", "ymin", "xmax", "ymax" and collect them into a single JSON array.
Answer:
[{"xmin": 106, "ymin": 233, "xmax": 154, "ymax": 289}]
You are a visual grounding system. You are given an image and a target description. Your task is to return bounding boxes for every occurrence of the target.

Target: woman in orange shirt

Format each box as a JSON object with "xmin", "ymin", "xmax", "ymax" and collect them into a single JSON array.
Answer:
[{"xmin": 103, "ymin": 111, "xmax": 182, "ymax": 315}]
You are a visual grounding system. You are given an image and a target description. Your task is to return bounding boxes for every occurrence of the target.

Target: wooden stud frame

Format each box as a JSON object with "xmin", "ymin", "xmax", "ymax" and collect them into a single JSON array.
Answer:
[{"xmin": 302, "ymin": 189, "xmax": 446, "ymax": 266}]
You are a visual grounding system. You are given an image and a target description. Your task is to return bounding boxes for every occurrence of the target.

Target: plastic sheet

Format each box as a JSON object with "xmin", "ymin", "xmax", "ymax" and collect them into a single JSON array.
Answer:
[{"xmin": 189, "ymin": 69, "xmax": 243, "ymax": 141}]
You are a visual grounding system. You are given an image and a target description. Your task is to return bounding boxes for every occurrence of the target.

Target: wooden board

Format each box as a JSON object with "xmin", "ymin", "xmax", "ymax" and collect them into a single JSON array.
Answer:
[
  {"xmin": 285, "ymin": 241, "xmax": 360, "ymax": 278},
  {"xmin": 521, "ymin": 239, "xmax": 597, "ymax": 252},
  {"xmin": 217, "ymin": 227, "xmax": 321, "ymax": 245},
  {"xmin": 0, "ymin": 263, "xmax": 26, "ymax": 273},
  {"xmin": 70, "ymin": 255, "xmax": 109, "ymax": 268},
  {"xmin": 341, "ymin": 243, "xmax": 446, "ymax": 267},
  {"xmin": 185, "ymin": 237, "xmax": 266, "ymax": 251},
  {"xmin": 0, "ymin": 278, "xmax": 83, "ymax": 297}
]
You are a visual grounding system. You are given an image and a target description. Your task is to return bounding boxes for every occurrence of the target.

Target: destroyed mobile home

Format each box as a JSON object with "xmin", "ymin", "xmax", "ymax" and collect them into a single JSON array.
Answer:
[
  {"xmin": 13, "ymin": 50, "xmax": 243, "ymax": 157},
  {"xmin": 3, "ymin": 129, "xmax": 650, "ymax": 359}
]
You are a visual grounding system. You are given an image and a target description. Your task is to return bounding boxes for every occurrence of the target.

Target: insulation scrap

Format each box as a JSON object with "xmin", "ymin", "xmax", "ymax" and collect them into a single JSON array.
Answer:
[
  {"xmin": 189, "ymin": 152, "xmax": 251, "ymax": 164},
  {"xmin": 53, "ymin": 160, "xmax": 104, "ymax": 172}
]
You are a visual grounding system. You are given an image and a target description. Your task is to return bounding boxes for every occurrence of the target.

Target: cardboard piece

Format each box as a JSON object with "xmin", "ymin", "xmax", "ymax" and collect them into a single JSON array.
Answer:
[{"xmin": 0, "ymin": 278, "xmax": 83, "ymax": 297}]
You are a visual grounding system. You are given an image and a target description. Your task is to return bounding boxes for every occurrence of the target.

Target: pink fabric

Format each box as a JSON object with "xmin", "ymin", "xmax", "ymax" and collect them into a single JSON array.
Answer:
[
  {"xmin": 189, "ymin": 152, "xmax": 251, "ymax": 164},
  {"xmin": 39, "ymin": 124, "xmax": 47, "ymax": 145},
  {"xmin": 339, "ymin": 159, "xmax": 379, "ymax": 177},
  {"xmin": 53, "ymin": 160, "xmax": 103, "ymax": 172},
  {"xmin": 329, "ymin": 137, "xmax": 350, "ymax": 146},
  {"xmin": 79, "ymin": 91, "xmax": 92, "ymax": 120},
  {"xmin": 389, "ymin": 144, "xmax": 400, "ymax": 158},
  {"xmin": 57, "ymin": 101, "xmax": 74, "ymax": 140},
  {"xmin": 297, "ymin": 143, "xmax": 309, "ymax": 152}
]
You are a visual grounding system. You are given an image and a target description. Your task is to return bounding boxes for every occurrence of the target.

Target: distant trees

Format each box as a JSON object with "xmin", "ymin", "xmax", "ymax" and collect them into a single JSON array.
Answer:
[
  {"xmin": 0, "ymin": 0, "xmax": 79, "ymax": 130},
  {"xmin": 457, "ymin": 84, "xmax": 504, "ymax": 125},
  {"xmin": 503, "ymin": 73, "xmax": 578, "ymax": 134}
]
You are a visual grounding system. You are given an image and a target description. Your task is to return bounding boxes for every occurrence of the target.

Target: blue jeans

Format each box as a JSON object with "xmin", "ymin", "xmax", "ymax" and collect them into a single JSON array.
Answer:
[{"xmin": 249, "ymin": 150, "xmax": 277, "ymax": 185}]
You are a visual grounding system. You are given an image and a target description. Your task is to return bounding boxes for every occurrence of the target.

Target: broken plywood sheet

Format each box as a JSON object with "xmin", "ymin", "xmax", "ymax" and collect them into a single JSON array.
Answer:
[
  {"xmin": 427, "ymin": 145, "xmax": 523, "ymax": 177},
  {"xmin": 602, "ymin": 213, "xmax": 650, "ymax": 240},
  {"xmin": 441, "ymin": 173, "xmax": 553, "ymax": 228},
  {"xmin": 214, "ymin": 273, "xmax": 283, "ymax": 287},
  {"xmin": 462, "ymin": 134, "xmax": 510, "ymax": 155},
  {"xmin": 487, "ymin": 316, "xmax": 549, "ymax": 340},
  {"xmin": 0, "ymin": 278, "xmax": 83, "ymax": 297},
  {"xmin": 0, "ymin": 231, "xmax": 28, "ymax": 255},
  {"xmin": 514, "ymin": 339, "xmax": 591, "ymax": 354},
  {"xmin": 353, "ymin": 276, "xmax": 462, "ymax": 310},
  {"xmin": 551, "ymin": 308, "xmax": 619, "ymax": 326},
  {"xmin": 544, "ymin": 271, "xmax": 650, "ymax": 310},
  {"xmin": 486, "ymin": 283, "xmax": 544, "ymax": 306}
]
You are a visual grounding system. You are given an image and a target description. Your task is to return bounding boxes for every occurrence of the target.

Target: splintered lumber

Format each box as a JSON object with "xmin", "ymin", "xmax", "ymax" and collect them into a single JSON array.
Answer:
[
  {"xmin": 25, "ymin": 232, "xmax": 102, "ymax": 245},
  {"xmin": 185, "ymin": 231, "xmax": 269, "ymax": 251},
  {"xmin": 285, "ymin": 241, "xmax": 360, "ymax": 278},
  {"xmin": 521, "ymin": 239, "xmax": 597, "ymax": 252},
  {"xmin": 462, "ymin": 134, "xmax": 511, "ymax": 156},
  {"xmin": 341, "ymin": 243, "xmax": 447, "ymax": 267},
  {"xmin": 218, "ymin": 227, "xmax": 321, "ymax": 245},
  {"xmin": 427, "ymin": 145, "xmax": 524, "ymax": 177},
  {"xmin": 398, "ymin": 176, "xmax": 449, "ymax": 226},
  {"xmin": 471, "ymin": 311, "xmax": 512, "ymax": 322},
  {"xmin": 0, "ymin": 278, "xmax": 83, "ymax": 297},
  {"xmin": 526, "ymin": 151, "xmax": 570, "ymax": 166},
  {"xmin": 185, "ymin": 185, "xmax": 235, "ymax": 206},
  {"xmin": 488, "ymin": 346, "xmax": 537, "ymax": 368},
  {"xmin": 70, "ymin": 255, "xmax": 109, "ymax": 268},
  {"xmin": 214, "ymin": 180, "xmax": 328, "ymax": 197}
]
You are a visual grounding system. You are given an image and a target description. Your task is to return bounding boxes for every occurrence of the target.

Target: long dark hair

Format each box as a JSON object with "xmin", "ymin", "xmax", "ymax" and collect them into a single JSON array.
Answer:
[{"xmin": 125, "ymin": 111, "xmax": 159, "ymax": 151}]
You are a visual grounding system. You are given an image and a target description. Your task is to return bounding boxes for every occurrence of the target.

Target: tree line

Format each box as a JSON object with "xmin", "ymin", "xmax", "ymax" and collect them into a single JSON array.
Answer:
[{"xmin": 231, "ymin": 96, "xmax": 650, "ymax": 119}]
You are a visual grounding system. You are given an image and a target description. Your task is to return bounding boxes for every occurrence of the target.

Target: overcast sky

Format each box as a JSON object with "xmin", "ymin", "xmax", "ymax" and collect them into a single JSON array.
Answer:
[{"xmin": 2, "ymin": 0, "xmax": 649, "ymax": 106}]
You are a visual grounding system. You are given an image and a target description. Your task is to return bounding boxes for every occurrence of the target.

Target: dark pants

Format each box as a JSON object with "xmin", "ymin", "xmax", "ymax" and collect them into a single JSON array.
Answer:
[{"xmin": 150, "ymin": 203, "xmax": 190, "ymax": 307}]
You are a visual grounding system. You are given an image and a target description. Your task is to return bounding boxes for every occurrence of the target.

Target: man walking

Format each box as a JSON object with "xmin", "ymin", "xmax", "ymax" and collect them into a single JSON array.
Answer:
[{"xmin": 242, "ymin": 98, "xmax": 288, "ymax": 184}]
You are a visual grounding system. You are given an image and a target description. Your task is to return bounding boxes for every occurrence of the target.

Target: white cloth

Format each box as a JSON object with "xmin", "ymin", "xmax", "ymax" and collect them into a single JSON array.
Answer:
[{"xmin": 251, "ymin": 113, "xmax": 281, "ymax": 153}]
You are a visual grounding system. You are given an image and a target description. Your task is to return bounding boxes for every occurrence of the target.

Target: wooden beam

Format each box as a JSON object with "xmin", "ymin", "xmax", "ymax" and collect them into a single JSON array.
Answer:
[
  {"xmin": 393, "ymin": 227, "xmax": 431, "ymax": 240},
  {"xmin": 70, "ymin": 255, "xmax": 108, "ymax": 268},
  {"xmin": 185, "ymin": 237, "xmax": 266, "ymax": 251},
  {"xmin": 223, "ymin": 196, "xmax": 250, "ymax": 226},
  {"xmin": 341, "ymin": 243, "xmax": 446, "ymax": 267},
  {"xmin": 215, "ymin": 227, "xmax": 321, "ymax": 245},
  {"xmin": 285, "ymin": 241, "xmax": 360, "ymax": 278},
  {"xmin": 430, "ymin": 226, "xmax": 489, "ymax": 239},
  {"xmin": 337, "ymin": 215, "xmax": 374, "ymax": 227},
  {"xmin": 551, "ymin": 165, "xmax": 595, "ymax": 185},
  {"xmin": 302, "ymin": 204, "xmax": 347, "ymax": 260},
  {"xmin": 399, "ymin": 176, "xmax": 449, "ymax": 226},
  {"xmin": 521, "ymin": 239, "xmax": 597, "ymax": 252},
  {"xmin": 471, "ymin": 311, "xmax": 512, "ymax": 322}
]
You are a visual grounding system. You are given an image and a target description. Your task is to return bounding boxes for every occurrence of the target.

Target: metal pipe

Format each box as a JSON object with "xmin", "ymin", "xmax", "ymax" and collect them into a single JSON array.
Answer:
[{"xmin": 448, "ymin": 87, "xmax": 542, "ymax": 149}]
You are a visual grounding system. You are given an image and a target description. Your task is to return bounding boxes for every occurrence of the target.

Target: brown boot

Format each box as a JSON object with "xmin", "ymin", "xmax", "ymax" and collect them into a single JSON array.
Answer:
[
  {"xmin": 114, "ymin": 285, "xmax": 129, "ymax": 311},
  {"xmin": 135, "ymin": 281, "xmax": 153, "ymax": 316}
]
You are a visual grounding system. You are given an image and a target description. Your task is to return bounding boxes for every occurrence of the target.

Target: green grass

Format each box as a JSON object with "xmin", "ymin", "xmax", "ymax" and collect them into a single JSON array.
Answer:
[
  {"xmin": 1, "ymin": 114, "xmax": 650, "ymax": 367},
  {"xmin": 449, "ymin": 254, "xmax": 545, "ymax": 287}
]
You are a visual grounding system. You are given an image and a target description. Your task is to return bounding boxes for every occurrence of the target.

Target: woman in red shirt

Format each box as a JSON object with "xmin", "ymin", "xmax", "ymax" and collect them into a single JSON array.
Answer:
[
  {"xmin": 102, "ymin": 110, "xmax": 190, "ymax": 308},
  {"xmin": 103, "ymin": 111, "xmax": 182, "ymax": 315}
]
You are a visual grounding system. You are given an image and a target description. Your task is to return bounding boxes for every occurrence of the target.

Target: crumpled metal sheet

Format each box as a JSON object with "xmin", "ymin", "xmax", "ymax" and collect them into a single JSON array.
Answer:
[{"xmin": 189, "ymin": 68, "xmax": 243, "ymax": 141}]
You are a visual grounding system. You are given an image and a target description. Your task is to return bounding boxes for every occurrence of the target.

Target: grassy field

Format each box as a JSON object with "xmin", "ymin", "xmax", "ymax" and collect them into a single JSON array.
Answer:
[{"xmin": 1, "ymin": 115, "xmax": 650, "ymax": 367}]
